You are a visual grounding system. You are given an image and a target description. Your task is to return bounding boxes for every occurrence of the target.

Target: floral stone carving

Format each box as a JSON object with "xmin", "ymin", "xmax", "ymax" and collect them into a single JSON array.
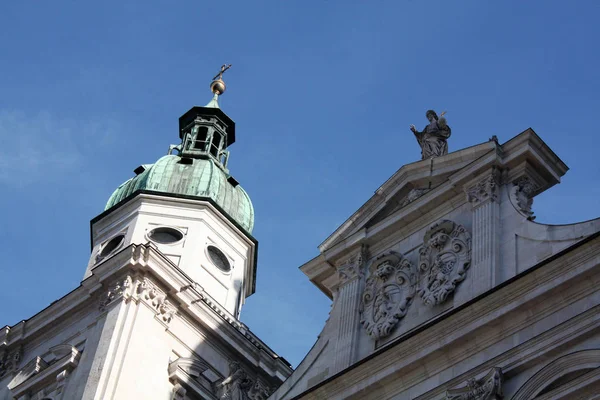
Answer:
[
  {"xmin": 466, "ymin": 172, "xmax": 499, "ymax": 205},
  {"xmin": 445, "ymin": 367, "xmax": 503, "ymax": 400},
  {"xmin": 360, "ymin": 252, "xmax": 416, "ymax": 340},
  {"xmin": 418, "ymin": 220, "xmax": 472, "ymax": 306}
]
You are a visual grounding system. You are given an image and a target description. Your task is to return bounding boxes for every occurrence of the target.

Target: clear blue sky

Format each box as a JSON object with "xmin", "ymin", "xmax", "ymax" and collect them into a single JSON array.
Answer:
[{"xmin": 1, "ymin": 1, "xmax": 599, "ymax": 367}]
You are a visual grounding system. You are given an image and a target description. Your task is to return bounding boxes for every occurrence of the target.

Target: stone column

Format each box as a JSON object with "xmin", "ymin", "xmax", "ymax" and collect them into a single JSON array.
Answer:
[
  {"xmin": 333, "ymin": 245, "xmax": 368, "ymax": 373},
  {"xmin": 465, "ymin": 170, "xmax": 501, "ymax": 297}
]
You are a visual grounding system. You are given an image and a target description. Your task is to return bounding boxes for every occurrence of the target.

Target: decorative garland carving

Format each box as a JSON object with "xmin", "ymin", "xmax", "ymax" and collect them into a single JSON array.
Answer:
[
  {"xmin": 360, "ymin": 252, "xmax": 416, "ymax": 340},
  {"xmin": 418, "ymin": 220, "xmax": 472, "ymax": 306},
  {"xmin": 445, "ymin": 367, "xmax": 503, "ymax": 400},
  {"xmin": 510, "ymin": 176, "xmax": 536, "ymax": 220},
  {"xmin": 466, "ymin": 172, "xmax": 500, "ymax": 205},
  {"xmin": 98, "ymin": 276, "xmax": 176, "ymax": 324},
  {"xmin": 136, "ymin": 278, "xmax": 177, "ymax": 324}
]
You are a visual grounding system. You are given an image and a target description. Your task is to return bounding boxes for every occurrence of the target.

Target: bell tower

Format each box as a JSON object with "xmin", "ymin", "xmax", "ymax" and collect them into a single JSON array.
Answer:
[
  {"xmin": 85, "ymin": 65, "xmax": 256, "ymax": 317},
  {"xmin": 0, "ymin": 66, "xmax": 291, "ymax": 400}
]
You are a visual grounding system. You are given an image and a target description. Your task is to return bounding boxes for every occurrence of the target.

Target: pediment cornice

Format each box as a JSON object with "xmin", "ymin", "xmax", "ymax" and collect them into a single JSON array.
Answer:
[{"xmin": 302, "ymin": 129, "xmax": 568, "ymax": 298}]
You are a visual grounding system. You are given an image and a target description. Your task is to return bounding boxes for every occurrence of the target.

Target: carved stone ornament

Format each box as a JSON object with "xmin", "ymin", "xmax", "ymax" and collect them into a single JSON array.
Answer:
[
  {"xmin": 337, "ymin": 245, "xmax": 369, "ymax": 285},
  {"xmin": 217, "ymin": 361, "xmax": 272, "ymax": 400},
  {"xmin": 360, "ymin": 252, "xmax": 417, "ymax": 340},
  {"xmin": 400, "ymin": 188, "xmax": 431, "ymax": 208},
  {"xmin": 445, "ymin": 367, "xmax": 503, "ymax": 400},
  {"xmin": 136, "ymin": 278, "xmax": 177, "ymax": 324},
  {"xmin": 98, "ymin": 276, "xmax": 176, "ymax": 324},
  {"xmin": 510, "ymin": 176, "xmax": 536, "ymax": 219},
  {"xmin": 418, "ymin": 220, "xmax": 472, "ymax": 307},
  {"xmin": 0, "ymin": 346, "xmax": 22, "ymax": 379},
  {"xmin": 99, "ymin": 275, "xmax": 134, "ymax": 311},
  {"xmin": 466, "ymin": 172, "xmax": 500, "ymax": 205}
]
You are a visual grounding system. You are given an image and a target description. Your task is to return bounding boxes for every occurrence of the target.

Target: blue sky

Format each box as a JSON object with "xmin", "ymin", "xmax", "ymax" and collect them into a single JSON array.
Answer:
[{"xmin": 1, "ymin": 1, "xmax": 599, "ymax": 367}]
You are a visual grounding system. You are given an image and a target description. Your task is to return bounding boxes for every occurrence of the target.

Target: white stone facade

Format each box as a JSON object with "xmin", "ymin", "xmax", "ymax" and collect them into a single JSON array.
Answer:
[
  {"xmin": 0, "ymin": 195, "xmax": 291, "ymax": 400},
  {"xmin": 271, "ymin": 129, "xmax": 600, "ymax": 399}
]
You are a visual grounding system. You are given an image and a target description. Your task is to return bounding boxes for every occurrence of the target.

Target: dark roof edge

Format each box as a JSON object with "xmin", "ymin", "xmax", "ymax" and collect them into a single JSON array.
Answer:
[
  {"xmin": 89, "ymin": 189, "xmax": 258, "ymax": 296},
  {"xmin": 290, "ymin": 230, "xmax": 600, "ymax": 400}
]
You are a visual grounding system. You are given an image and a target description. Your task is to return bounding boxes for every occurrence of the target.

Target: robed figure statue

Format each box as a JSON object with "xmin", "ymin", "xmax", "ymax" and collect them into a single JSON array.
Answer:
[{"xmin": 410, "ymin": 110, "xmax": 451, "ymax": 159}]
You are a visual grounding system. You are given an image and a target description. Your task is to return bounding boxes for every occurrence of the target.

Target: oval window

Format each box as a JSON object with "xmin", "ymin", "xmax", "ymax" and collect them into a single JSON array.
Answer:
[
  {"xmin": 148, "ymin": 227, "xmax": 184, "ymax": 244},
  {"xmin": 99, "ymin": 235, "xmax": 125, "ymax": 258},
  {"xmin": 207, "ymin": 245, "xmax": 231, "ymax": 272}
]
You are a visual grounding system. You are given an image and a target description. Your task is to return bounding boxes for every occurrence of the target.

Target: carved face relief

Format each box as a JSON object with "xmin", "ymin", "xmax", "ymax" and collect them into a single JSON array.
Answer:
[
  {"xmin": 360, "ymin": 252, "xmax": 416, "ymax": 340},
  {"xmin": 418, "ymin": 220, "xmax": 471, "ymax": 307}
]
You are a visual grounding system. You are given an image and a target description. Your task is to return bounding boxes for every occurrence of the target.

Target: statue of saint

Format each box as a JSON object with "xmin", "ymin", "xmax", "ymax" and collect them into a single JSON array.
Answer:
[{"xmin": 410, "ymin": 110, "xmax": 451, "ymax": 159}]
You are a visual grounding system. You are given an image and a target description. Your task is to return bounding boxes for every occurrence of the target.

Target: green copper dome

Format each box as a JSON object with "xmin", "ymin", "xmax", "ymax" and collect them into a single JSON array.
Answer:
[{"xmin": 105, "ymin": 155, "xmax": 254, "ymax": 233}]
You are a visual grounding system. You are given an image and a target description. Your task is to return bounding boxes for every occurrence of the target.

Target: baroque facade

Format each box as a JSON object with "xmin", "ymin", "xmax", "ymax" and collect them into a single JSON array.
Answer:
[
  {"xmin": 271, "ymin": 129, "xmax": 600, "ymax": 399},
  {"xmin": 1, "ymin": 78, "xmax": 599, "ymax": 399}
]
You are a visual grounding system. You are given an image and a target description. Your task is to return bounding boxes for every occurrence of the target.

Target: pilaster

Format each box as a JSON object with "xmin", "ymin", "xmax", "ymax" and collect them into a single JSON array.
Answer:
[
  {"xmin": 332, "ymin": 245, "xmax": 368, "ymax": 373},
  {"xmin": 465, "ymin": 169, "xmax": 501, "ymax": 297}
]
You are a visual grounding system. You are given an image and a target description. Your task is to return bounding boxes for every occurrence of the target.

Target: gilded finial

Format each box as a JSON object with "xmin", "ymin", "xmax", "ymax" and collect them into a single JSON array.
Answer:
[{"xmin": 210, "ymin": 64, "xmax": 232, "ymax": 95}]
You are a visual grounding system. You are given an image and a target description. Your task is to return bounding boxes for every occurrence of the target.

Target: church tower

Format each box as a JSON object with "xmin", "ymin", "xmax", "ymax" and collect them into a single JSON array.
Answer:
[
  {"xmin": 0, "ymin": 67, "xmax": 291, "ymax": 400},
  {"xmin": 85, "ymin": 65, "xmax": 255, "ymax": 318}
]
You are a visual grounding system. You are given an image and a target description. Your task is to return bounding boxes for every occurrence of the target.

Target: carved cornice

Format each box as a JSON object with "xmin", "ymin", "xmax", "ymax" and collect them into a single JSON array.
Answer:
[
  {"xmin": 445, "ymin": 367, "xmax": 503, "ymax": 400},
  {"xmin": 466, "ymin": 170, "xmax": 501, "ymax": 206}
]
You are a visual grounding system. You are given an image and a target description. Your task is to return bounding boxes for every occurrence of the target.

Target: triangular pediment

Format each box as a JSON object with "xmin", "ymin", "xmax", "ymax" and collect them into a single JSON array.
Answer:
[
  {"xmin": 304, "ymin": 129, "xmax": 569, "ymax": 299},
  {"xmin": 319, "ymin": 140, "xmax": 497, "ymax": 252}
]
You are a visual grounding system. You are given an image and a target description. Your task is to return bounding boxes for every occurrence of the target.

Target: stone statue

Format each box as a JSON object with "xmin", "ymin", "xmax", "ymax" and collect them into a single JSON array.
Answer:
[
  {"xmin": 410, "ymin": 110, "xmax": 451, "ymax": 159},
  {"xmin": 218, "ymin": 361, "xmax": 253, "ymax": 400}
]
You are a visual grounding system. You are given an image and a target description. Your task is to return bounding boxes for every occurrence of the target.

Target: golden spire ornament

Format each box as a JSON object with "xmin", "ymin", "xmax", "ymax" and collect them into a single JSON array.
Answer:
[{"xmin": 210, "ymin": 64, "xmax": 232, "ymax": 95}]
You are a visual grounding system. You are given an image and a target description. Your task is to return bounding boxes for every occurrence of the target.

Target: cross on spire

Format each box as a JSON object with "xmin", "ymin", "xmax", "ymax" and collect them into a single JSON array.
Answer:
[{"xmin": 212, "ymin": 64, "xmax": 232, "ymax": 81}]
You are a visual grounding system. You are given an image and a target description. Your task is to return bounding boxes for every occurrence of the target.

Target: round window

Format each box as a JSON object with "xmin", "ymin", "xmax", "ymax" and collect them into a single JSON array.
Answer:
[
  {"xmin": 99, "ymin": 235, "xmax": 125, "ymax": 258},
  {"xmin": 148, "ymin": 227, "xmax": 184, "ymax": 244},
  {"xmin": 207, "ymin": 245, "xmax": 231, "ymax": 272}
]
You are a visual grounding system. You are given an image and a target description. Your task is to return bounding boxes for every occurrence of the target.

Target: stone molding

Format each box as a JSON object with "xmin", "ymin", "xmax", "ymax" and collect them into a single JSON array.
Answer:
[
  {"xmin": 360, "ymin": 252, "xmax": 416, "ymax": 340},
  {"xmin": 512, "ymin": 349, "xmax": 600, "ymax": 400},
  {"xmin": 445, "ymin": 367, "xmax": 503, "ymax": 400},
  {"xmin": 169, "ymin": 357, "xmax": 215, "ymax": 400},
  {"xmin": 418, "ymin": 220, "xmax": 472, "ymax": 307},
  {"xmin": 466, "ymin": 170, "xmax": 501, "ymax": 206},
  {"xmin": 7, "ymin": 344, "xmax": 81, "ymax": 400}
]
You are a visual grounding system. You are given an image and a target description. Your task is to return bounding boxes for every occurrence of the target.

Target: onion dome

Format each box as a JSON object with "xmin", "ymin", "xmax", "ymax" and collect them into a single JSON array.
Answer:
[{"xmin": 105, "ymin": 64, "xmax": 254, "ymax": 233}]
